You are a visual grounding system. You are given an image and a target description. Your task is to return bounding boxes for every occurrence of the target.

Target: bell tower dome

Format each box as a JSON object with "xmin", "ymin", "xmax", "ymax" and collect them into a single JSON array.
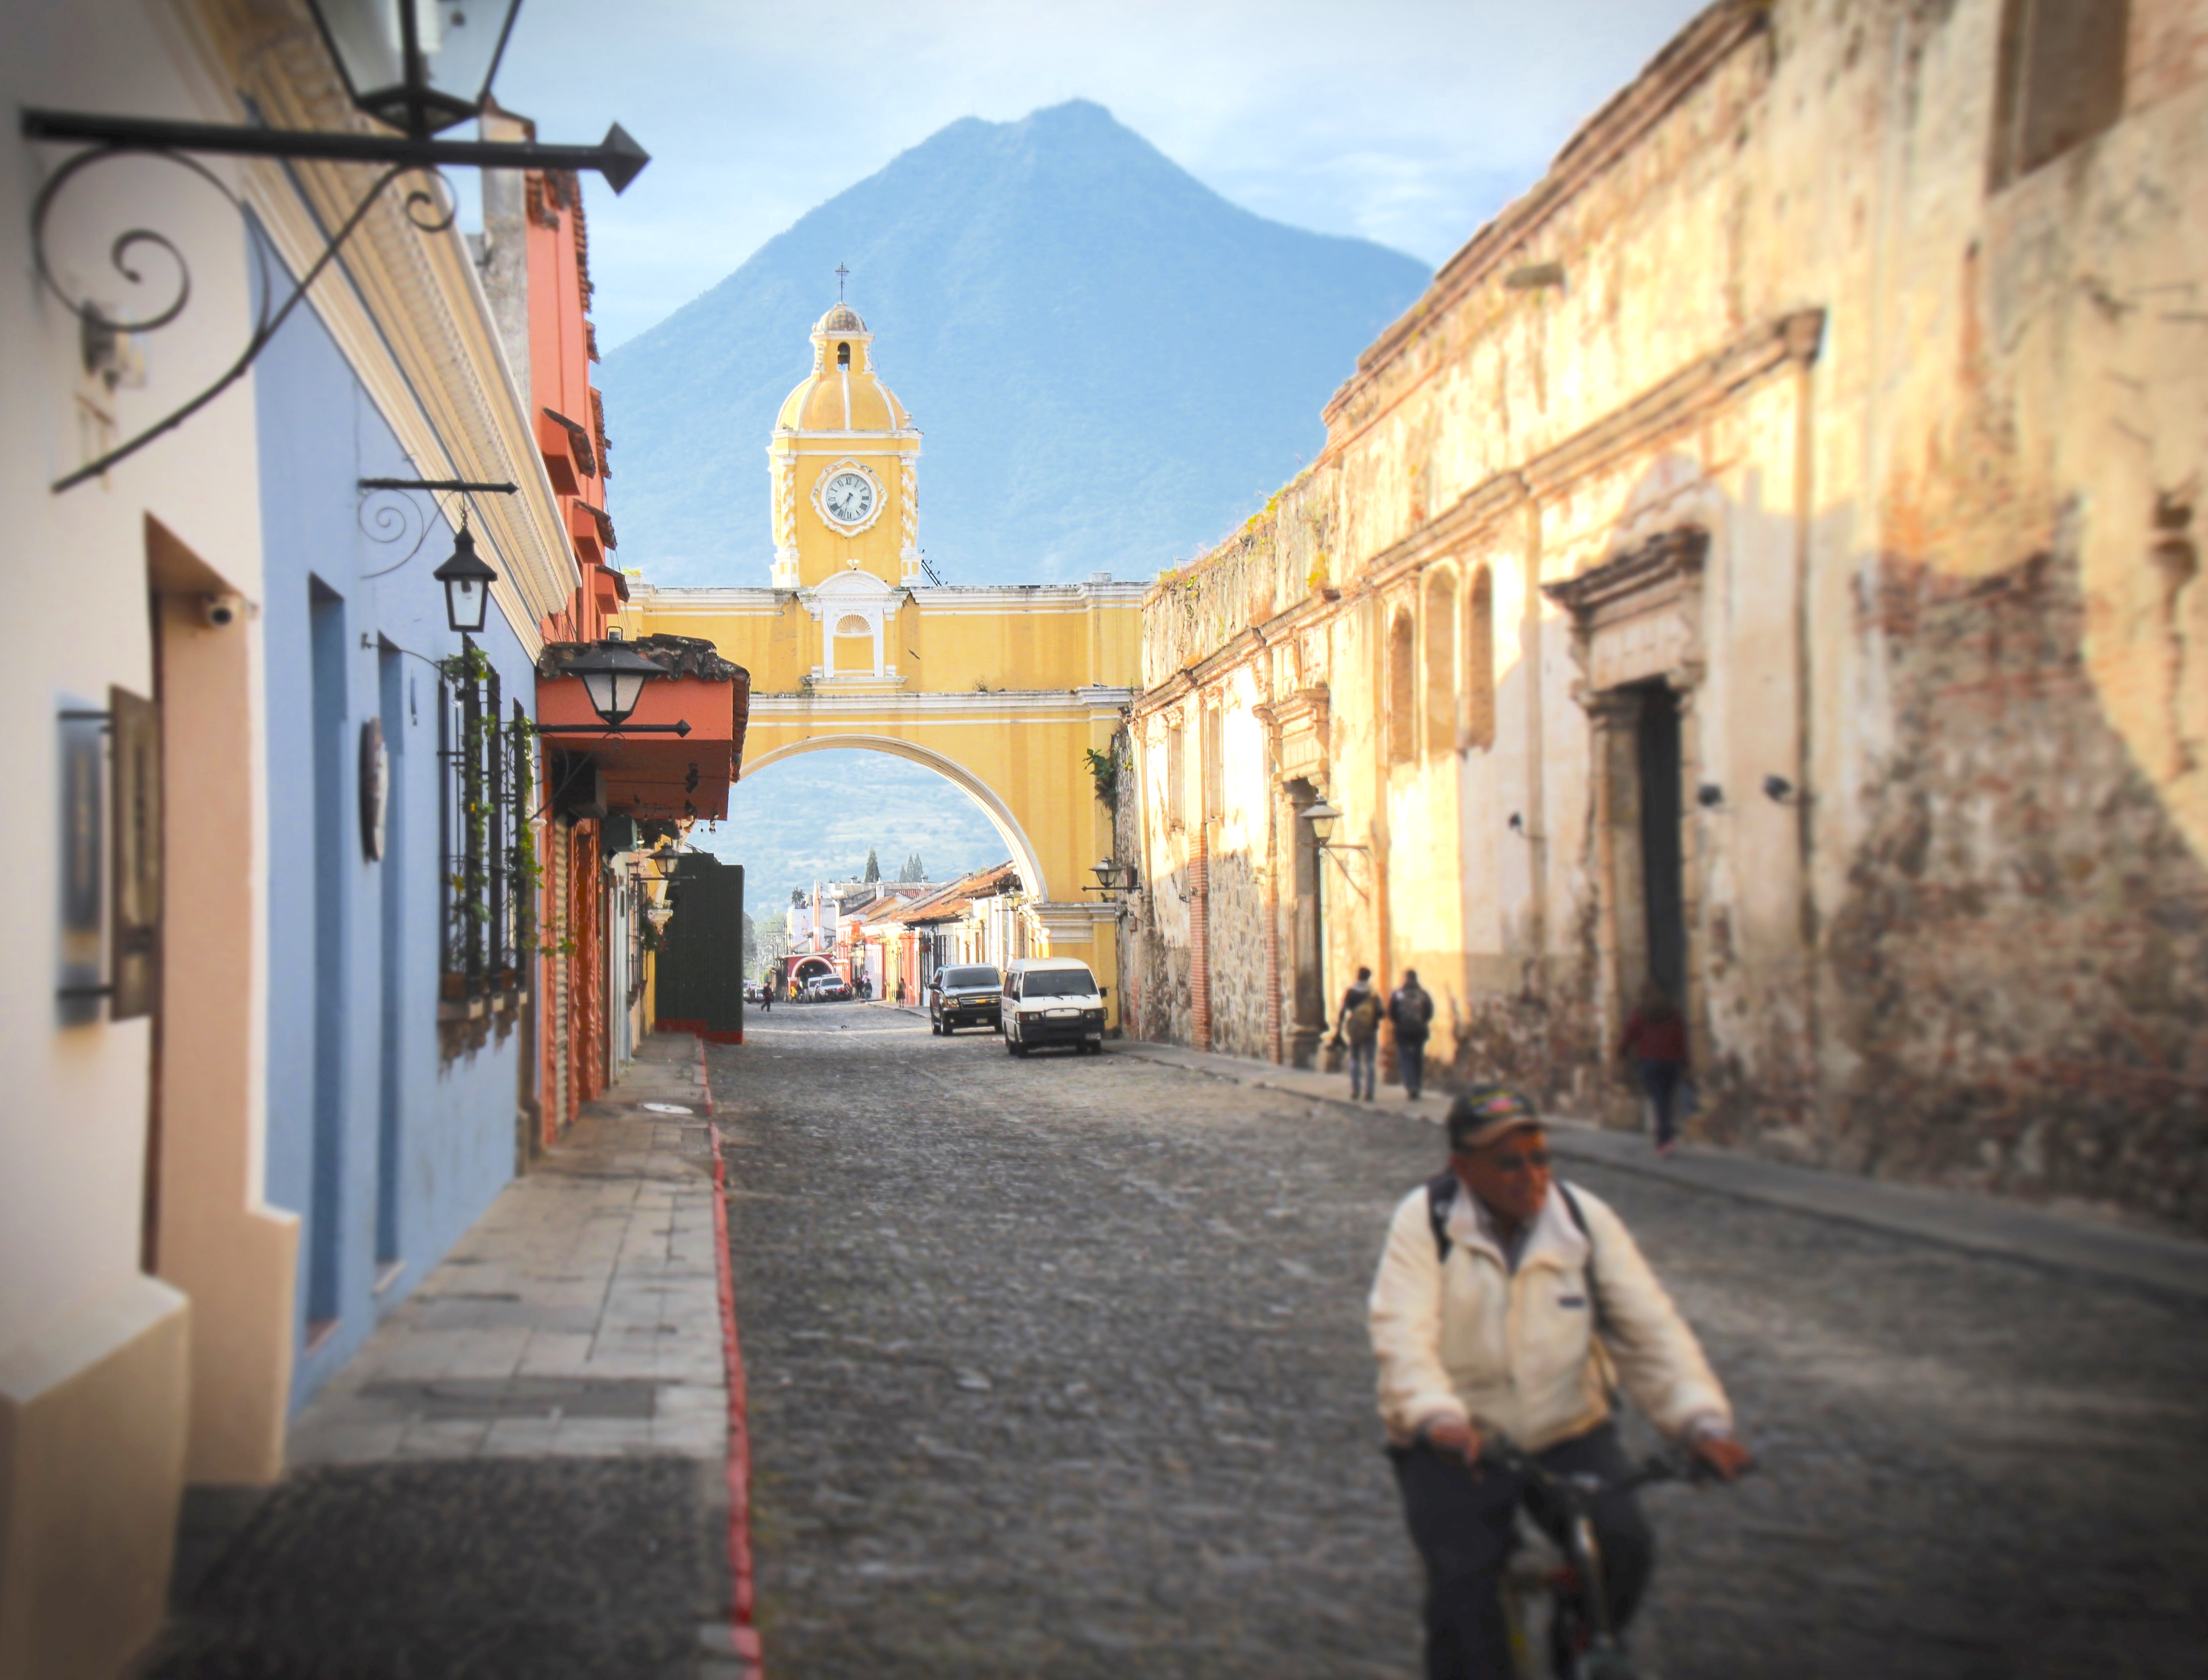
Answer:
[{"xmin": 768, "ymin": 300, "xmax": 923, "ymax": 590}]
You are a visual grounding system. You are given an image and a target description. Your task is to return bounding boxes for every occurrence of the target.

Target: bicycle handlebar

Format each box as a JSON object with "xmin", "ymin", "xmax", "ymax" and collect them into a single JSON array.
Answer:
[{"xmin": 1476, "ymin": 1435, "xmax": 1751, "ymax": 1493}]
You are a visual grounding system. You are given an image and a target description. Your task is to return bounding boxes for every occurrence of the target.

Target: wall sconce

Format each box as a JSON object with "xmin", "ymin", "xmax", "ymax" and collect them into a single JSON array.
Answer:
[
  {"xmin": 1762, "ymin": 775, "xmax": 1801, "ymax": 804},
  {"xmin": 432, "ymin": 519, "xmax": 497, "ymax": 636},
  {"xmin": 1302, "ymin": 798, "xmax": 1368, "ymax": 852},
  {"xmin": 1086, "ymin": 856, "xmax": 1139, "ymax": 895},
  {"xmin": 539, "ymin": 641, "xmax": 693, "ymax": 738},
  {"xmin": 1696, "ymin": 784, "xmax": 1725, "ymax": 808}
]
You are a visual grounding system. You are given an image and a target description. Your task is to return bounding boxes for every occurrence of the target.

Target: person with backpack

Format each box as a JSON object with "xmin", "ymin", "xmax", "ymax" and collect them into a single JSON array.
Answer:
[
  {"xmin": 1368, "ymin": 1084, "xmax": 1751, "ymax": 1680},
  {"xmin": 1388, "ymin": 969, "xmax": 1437, "ymax": 1100},
  {"xmin": 1333, "ymin": 966, "xmax": 1383, "ymax": 1100}
]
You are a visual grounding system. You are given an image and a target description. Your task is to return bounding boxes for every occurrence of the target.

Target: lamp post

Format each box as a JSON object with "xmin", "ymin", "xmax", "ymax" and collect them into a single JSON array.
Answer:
[{"xmin": 432, "ymin": 520, "xmax": 497, "ymax": 636}]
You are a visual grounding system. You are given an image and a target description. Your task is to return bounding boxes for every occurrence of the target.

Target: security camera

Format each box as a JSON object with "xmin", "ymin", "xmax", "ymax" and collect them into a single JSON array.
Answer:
[{"xmin": 200, "ymin": 593, "xmax": 245, "ymax": 628}]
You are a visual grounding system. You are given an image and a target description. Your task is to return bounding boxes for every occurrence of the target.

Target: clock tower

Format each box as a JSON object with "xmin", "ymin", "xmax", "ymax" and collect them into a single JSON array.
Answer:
[{"xmin": 769, "ymin": 301, "xmax": 922, "ymax": 594}]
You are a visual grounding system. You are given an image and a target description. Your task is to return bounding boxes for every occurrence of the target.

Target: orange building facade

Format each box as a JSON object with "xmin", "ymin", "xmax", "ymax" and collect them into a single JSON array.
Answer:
[{"xmin": 482, "ymin": 125, "xmax": 746, "ymax": 1142}]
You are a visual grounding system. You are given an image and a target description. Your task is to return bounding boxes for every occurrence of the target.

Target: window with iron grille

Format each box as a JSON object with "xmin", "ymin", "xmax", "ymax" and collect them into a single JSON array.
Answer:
[{"xmin": 439, "ymin": 652, "xmax": 538, "ymax": 1006}]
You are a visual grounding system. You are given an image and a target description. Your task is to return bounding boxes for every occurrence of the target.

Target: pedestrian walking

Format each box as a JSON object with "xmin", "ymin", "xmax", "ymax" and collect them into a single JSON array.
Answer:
[
  {"xmin": 1332, "ymin": 966, "xmax": 1382, "ymax": 1100},
  {"xmin": 1369, "ymin": 1084, "xmax": 1751, "ymax": 1680},
  {"xmin": 1389, "ymin": 969, "xmax": 1435, "ymax": 1100},
  {"xmin": 1618, "ymin": 981, "xmax": 1690, "ymax": 1156},
  {"xmin": 759, "ymin": 972, "xmax": 772, "ymax": 1013}
]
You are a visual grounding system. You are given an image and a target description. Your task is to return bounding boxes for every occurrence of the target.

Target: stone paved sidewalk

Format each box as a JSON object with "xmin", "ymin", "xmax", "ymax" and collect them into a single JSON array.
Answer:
[
  {"xmin": 143, "ymin": 1034, "xmax": 740, "ymax": 1680},
  {"xmin": 285, "ymin": 1034, "xmax": 728, "ymax": 1466}
]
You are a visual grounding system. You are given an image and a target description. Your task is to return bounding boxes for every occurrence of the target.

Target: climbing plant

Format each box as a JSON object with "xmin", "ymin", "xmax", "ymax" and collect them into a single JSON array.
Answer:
[{"xmin": 1084, "ymin": 746, "xmax": 1121, "ymax": 814}]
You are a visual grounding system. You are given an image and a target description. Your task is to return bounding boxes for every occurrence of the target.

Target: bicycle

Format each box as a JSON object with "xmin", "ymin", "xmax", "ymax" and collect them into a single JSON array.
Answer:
[{"xmin": 1482, "ymin": 1435, "xmax": 1743, "ymax": 1680}]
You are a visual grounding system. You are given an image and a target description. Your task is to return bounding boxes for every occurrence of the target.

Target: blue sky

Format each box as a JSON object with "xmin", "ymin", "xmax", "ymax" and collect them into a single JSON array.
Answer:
[{"xmin": 494, "ymin": 0, "xmax": 1707, "ymax": 348}]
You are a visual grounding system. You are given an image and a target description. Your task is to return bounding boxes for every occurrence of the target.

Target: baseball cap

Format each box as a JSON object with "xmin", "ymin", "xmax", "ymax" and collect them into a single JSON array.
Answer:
[{"xmin": 1448, "ymin": 1084, "xmax": 1543, "ymax": 1153}]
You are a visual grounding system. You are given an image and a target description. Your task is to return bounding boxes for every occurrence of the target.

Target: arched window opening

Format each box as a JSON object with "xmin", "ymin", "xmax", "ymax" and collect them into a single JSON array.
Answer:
[
  {"xmin": 836, "ymin": 341, "xmax": 852, "ymax": 368},
  {"xmin": 1425, "ymin": 568, "xmax": 1457, "ymax": 760},
  {"xmin": 1463, "ymin": 566, "xmax": 1496, "ymax": 751},
  {"xmin": 831, "ymin": 611, "xmax": 875, "ymax": 674},
  {"xmin": 1388, "ymin": 608, "xmax": 1417, "ymax": 765}
]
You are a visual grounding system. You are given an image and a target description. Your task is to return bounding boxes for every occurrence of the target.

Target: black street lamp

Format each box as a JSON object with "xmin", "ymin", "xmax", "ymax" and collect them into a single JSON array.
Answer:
[
  {"xmin": 570, "ymin": 642, "xmax": 663, "ymax": 727},
  {"xmin": 1087, "ymin": 856, "xmax": 1139, "ymax": 894},
  {"xmin": 1303, "ymin": 797, "xmax": 1370, "ymax": 857},
  {"xmin": 310, "ymin": 0, "xmax": 523, "ymax": 141},
  {"xmin": 432, "ymin": 520, "xmax": 497, "ymax": 636},
  {"xmin": 536, "ymin": 641, "xmax": 692, "ymax": 738}
]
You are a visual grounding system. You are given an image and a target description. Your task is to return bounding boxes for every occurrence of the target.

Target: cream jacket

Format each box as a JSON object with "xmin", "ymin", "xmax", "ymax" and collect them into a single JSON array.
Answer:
[{"xmin": 1368, "ymin": 1178, "xmax": 1731, "ymax": 1451}]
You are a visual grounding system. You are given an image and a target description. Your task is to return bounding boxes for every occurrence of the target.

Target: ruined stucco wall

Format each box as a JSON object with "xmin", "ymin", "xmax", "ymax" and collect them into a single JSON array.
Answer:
[{"xmin": 1124, "ymin": 0, "xmax": 2208, "ymax": 1226}]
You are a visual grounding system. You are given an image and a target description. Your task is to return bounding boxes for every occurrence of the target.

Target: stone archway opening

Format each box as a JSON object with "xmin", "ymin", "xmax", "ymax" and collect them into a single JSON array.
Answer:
[{"xmin": 737, "ymin": 733, "xmax": 1052, "ymax": 903}]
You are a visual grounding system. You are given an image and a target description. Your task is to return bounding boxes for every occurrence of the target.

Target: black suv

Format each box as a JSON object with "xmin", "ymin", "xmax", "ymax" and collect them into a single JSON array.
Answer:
[{"xmin": 929, "ymin": 965, "xmax": 1003, "ymax": 1034}]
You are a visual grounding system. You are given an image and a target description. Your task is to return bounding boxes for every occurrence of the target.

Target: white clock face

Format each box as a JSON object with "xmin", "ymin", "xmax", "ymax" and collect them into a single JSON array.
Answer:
[{"xmin": 822, "ymin": 471, "xmax": 875, "ymax": 526}]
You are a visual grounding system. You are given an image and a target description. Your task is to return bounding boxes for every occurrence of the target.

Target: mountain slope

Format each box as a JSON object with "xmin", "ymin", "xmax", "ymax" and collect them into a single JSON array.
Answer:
[{"xmin": 598, "ymin": 100, "xmax": 1429, "ymax": 585}]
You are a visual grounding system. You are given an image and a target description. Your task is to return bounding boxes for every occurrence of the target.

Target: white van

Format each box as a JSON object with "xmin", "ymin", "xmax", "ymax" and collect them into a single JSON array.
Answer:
[{"xmin": 1000, "ymin": 957, "xmax": 1107, "ymax": 1057}]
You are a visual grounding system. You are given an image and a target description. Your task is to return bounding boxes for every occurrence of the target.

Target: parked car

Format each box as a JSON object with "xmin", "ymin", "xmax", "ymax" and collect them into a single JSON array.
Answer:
[
  {"xmin": 1000, "ymin": 958, "xmax": 1107, "ymax": 1056},
  {"xmin": 804, "ymin": 976, "xmax": 853, "ymax": 1001},
  {"xmin": 929, "ymin": 964, "xmax": 1003, "ymax": 1035}
]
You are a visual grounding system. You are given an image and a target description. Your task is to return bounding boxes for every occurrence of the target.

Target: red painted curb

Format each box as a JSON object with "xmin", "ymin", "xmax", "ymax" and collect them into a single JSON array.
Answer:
[{"xmin": 705, "ymin": 1067, "xmax": 762, "ymax": 1676}]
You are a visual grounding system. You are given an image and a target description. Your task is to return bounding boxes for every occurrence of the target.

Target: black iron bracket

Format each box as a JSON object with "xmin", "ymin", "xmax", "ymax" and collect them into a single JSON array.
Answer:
[
  {"xmin": 359, "ymin": 478, "xmax": 520, "ymax": 494},
  {"xmin": 357, "ymin": 479, "xmax": 519, "ymax": 577},
  {"xmin": 22, "ymin": 108, "xmax": 645, "ymax": 495},
  {"xmin": 537, "ymin": 722, "xmax": 694, "ymax": 737},
  {"xmin": 20, "ymin": 110, "xmax": 649, "ymax": 192}
]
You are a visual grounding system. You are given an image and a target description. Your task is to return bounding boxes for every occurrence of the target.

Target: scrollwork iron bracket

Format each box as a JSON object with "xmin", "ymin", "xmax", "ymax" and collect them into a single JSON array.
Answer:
[
  {"xmin": 21, "ymin": 109, "xmax": 648, "ymax": 495},
  {"xmin": 30, "ymin": 143, "xmax": 453, "ymax": 493},
  {"xmin": 357, "ymin": 477, "xmax": 519, "ymax": 578}
]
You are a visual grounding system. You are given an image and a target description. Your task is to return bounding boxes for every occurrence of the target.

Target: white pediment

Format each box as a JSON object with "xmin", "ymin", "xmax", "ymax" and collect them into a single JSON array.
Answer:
[{"xmin": 799, "ymin": 565, "xmax": 904, "ymax": 621}]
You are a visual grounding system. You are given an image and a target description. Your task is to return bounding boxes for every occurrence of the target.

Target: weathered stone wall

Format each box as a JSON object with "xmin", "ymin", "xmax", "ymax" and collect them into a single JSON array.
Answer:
[
  {"xmin": 1122, "ymin": 0, "xmax": 2208, "ymax": 1229},
  {"xmin": 1827, "ymin": 538, "xmax": 2208, "ymax": 1224}
]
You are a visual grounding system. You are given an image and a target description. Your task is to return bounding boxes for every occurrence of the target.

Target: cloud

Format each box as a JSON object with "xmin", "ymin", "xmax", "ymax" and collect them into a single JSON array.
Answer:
[{"xmin": 493, "ymin": 0, "xmax": 1706, "ymax": 348}]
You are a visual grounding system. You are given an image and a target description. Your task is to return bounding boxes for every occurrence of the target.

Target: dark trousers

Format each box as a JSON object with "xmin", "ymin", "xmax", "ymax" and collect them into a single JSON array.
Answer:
[
  {"xmin": 1391, "ymin": 1425, "xmax": 1653, "ymax": 1680},
  {"xmin": 1347, "ymin": 1037, "xmax": 1377, "ymax": 1099},
  {"xmin": 1398, "ymin": 1033, "xmax": 1429, "ymax": 1097},
  {"xmin": 1637, "ymin": 1059, "xmax": 1683, "ymax": 1145}
]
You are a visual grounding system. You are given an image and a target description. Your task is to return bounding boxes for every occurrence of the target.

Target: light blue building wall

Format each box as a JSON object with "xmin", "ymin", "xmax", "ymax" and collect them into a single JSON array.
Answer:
[{"xmin": 252, "ymin": 229, "xmax": 537, "ymax": 1405}]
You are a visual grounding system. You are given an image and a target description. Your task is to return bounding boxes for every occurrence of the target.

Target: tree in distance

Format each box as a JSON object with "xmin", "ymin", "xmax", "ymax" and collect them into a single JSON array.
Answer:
[{"xmin": 864, "ymin": 847, "xmax": 881, "ymax": 882}]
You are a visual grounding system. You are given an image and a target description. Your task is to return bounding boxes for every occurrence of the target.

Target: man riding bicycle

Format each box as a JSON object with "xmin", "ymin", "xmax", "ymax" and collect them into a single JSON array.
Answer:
[{"xmin": 1369, "ymin": 1084, "xmax": 1751, "ymax": 1679}]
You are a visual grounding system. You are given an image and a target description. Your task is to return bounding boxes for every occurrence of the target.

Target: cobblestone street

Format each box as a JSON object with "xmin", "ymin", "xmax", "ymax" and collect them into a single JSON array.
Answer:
[{"xmin": 717, "ymin": 1005, "xmax": 2208, "ymax": 1680}]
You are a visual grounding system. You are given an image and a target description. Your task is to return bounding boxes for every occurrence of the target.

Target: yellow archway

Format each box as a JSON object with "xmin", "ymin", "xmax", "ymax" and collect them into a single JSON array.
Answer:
[{"xmin": 618, "ymin": 298, "xmax": 1149, "ymax": 1007}]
